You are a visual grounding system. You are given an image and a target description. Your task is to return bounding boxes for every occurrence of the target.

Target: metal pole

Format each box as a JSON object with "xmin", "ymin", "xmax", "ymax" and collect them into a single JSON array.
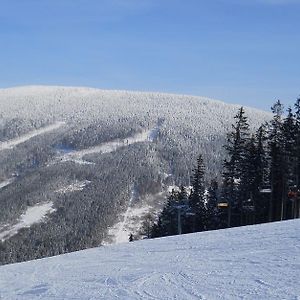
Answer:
[
  {"xmin": 177, "ymin": 207, "xmax": 182, "ymax": 235},
  {"xmin": 227, "ymin": 202, "xmax": 231, "ymax": 228}
]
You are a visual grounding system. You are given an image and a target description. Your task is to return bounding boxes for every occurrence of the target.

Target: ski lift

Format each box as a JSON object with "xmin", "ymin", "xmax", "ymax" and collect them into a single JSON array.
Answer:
[
  {"xmin": 217, "ymin": 202, "xmax": 229, "ymax": 208},
  {"xmin": 259, "ymin": 188, "xmax": 272, "ymax": 194},
  {"xmin": 259, "ymin": 183, "xmax": 272, "ymax": 194},
  {"xmin": 288, "ymin": 186, "xmax": 300, "ymax": 199},
  {"xmin": 242, "ymin": 198, "xmax": 255, "ymax": 211}
]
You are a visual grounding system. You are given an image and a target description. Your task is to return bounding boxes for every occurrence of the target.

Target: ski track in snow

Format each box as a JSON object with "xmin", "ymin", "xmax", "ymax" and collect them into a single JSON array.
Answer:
[
  {"xmin": 0, "ymin": 121, "xmax": 65, "ymax": 151},
  {"xmin": 0, "ymin": 220, "xmax": 299, "ymax": 299},
  {"xmin": 53, "ymin": 129, "xmax": 153, "ymax": 165},
  {"xmin": 0, "ymin": 202, "xmax": 55, "ymax": 241},
  {"xmin": 103, "ymin": 185, "xmax": 151, "ymax": 245}
]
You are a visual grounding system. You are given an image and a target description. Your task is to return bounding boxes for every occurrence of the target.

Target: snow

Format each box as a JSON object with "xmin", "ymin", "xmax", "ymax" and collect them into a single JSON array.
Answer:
[
  {"xmin": 52, "ymin": 129, "xmax": 152, "ymax": 165},
  {"xmin": 0, "ymin": 122, "xmax": 65, "ymax": 151},
  {"xmin": 55, "ymin": 180, "xmax": 91, "ymax": 194},
  {"xmin": 103, "ymin": 205, "xmax": 152, "ymax": 245},
  {"xmin": 0, "ymin": 220, "xmax": 299, "ymax": 299},
  {"xmin": 260, "ymin": 188, "xmax": 272, "ymax": 193},
  {"xmin": 103, "ymin": 185, "xmax": 151, "ymax": 245},
  {"xmin": 0, "ymin": 177, "xmax": 15, "ymax": 190},
  {"xmin": 0, "ymin": 202, "xmax": 55, "ymax": 241}
]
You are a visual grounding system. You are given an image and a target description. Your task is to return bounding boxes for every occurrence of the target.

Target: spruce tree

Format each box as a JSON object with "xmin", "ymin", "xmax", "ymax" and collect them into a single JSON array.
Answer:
[
  {"xmin": 206, "ymin": 179, "xmax": 220, "ymax": 229},
  {"xmin": 253, "ymin": 125, "xmax": 270, "ymax": 223},
  {"xmin": 268, "ymin": 100, "xmax": 285, "ymax": 221},
  {"xmin": 282, "ymin": 107, "xmax": 297, "ymax": 219},
  {"xmin": 222, "ymin": 107, "xmax": 250, "ymax": 226},
  {"xmin": 292, "ymin": 98, "xmax": 300, "ymax": 218},
  {"xmin": 151, "ymin": 187, "xmax": 189, "ymax": 237},
  {"xmin": 189, "ymin": 155, "xmax": 207, "ymax": 231},
  {"xmin": 294, "ymin": 98, "xmax": 300, "ymax": 190}
]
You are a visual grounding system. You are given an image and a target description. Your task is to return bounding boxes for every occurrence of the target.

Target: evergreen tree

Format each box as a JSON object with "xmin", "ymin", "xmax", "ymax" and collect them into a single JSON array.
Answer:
[
  {"xmin": 253, "ymin": 125, "xmax": 270, "ymax": 223},
  {"xmin": 151, "ymin": 187, "xmax": 189, "ymax": 237},
  {"xmin": 240, "ymin": 132, "xmax": 268, "ymax": 225},
  {"xmin": 206, "ymin": 179, "xmax": 220, "ymax": 229},
  {"xmin": 268, "ymin": 100, "xmax": 285, "ymax": 221},
  {"xmin": 282, "ymin": 107, "xmax": 297, "ymax": 219},
  {"xmin": 189, "ymin": 155, "xmax": 207, "ymax": 231},
  {"xmin": 294, "ymin": 98, "xmax": 300, "ymax": 191},
  {"xmin": 222, "ymin": 107, "xmax": 250, "ymax": 226}
]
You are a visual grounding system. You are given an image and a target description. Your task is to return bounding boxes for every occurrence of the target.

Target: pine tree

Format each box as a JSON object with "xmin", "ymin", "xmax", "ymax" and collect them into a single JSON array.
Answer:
[
  {"xmin": 222, "ymin": 107, "xmax": 250, "ymax": 226},
  {"xmin": 291, "ymin": 98, "xmax": 300, "ymax": 218},
  {"xmin": 294, "ymin": 98, "xmax": 300, "ymax": 190},
  {"xmin": 240, "ymin": 131, "xmax": 269, "ymax": 225},
  {"xmin": 151, "ymin": 187, "xmax": 189, "ymax": 237},
  {"xmin": 282, "ymin": 107, "xmax": 297, "ymax": 219},
  {"xmin": 268, "ymin": 100, "xmax": 285, "ymax": 221},
  {"xmin": 206, "ymin": 179, "xmax": 220, "ymax": 229},
  {"xmin": 253, "ymin": 125, "xmax": 270, "ymax": 223},
  {"xmin": 189, "ymin": 155, "xmax": 207, "ymax": 231}
]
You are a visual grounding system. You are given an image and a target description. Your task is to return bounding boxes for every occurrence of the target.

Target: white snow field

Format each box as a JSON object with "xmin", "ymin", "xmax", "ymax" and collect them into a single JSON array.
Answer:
[
  {"xmin": 0, "ymin": 202, "xmax": 55, "ymax": 241},
  {"xmin": 0, "ymin": 121, "xmax": 65, "ymax": 151},
  {"xmin": 0, "ymin": 220, "xmax": 299, "ymax": 300}
]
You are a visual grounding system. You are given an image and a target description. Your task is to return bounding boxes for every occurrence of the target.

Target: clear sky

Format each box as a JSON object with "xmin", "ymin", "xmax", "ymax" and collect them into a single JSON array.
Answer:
[{"xmin": 0, "ymin": 0, "xmax": 299, "ymax": 111}]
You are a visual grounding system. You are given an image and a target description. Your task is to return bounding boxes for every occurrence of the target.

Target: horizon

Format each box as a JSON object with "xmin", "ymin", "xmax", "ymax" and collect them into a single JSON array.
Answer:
[
  {"xmin": 0, "ymin": 83, "xmax": 292, "ymax": 113},
  {"xmin": 0, "ymin": 0, "xmax": 299, "ymax": 111}
]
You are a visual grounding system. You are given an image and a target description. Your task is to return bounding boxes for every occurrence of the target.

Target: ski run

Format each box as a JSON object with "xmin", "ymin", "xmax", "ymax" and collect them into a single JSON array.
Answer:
[
  {"xmin": 0, "ymin": 219, "xmax": 299, "ymax": 299},
  {"xmin": 0, "ymin": 121, "xmax": 65, "ymax": 151},
  {"xmin": 53, "ymin": 129, "xmax": 155, "ymax": 165},
  {"xmin": 0, "ymin": 202, "xmax": 55, "ymax": 241}
]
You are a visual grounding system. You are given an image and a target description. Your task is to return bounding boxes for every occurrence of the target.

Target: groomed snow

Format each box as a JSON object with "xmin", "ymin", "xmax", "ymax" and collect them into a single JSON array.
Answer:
[
  {"xmin": 0, "ymin": 122, "xmax": 65, "ymax": 151},
  {"xmin": 0, "ymin": 177, "xmax": 15, "ymax": 190},
  {"xmin": 52, "ymin": 129, "xmax": 153, "ymax": 165},
  {"xmin": 103, "ymin": 184, "xmax": 150, "ymax": 245},
  {"xmin": 0, "ymin": 202, "xmax": 55, "ymax": 241},
  {"xmin": 0, "ymin": 220, "xmax": 299, "ymax": 299}
]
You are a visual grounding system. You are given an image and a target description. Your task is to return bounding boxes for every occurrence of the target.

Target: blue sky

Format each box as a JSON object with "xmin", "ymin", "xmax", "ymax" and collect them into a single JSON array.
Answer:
[{"xmin": 0, "ymin": 0, "xmax": 299, "ymax": 111}]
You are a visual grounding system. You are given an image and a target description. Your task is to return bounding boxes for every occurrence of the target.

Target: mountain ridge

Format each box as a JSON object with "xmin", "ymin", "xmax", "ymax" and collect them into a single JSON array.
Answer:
[{"xmin": 0, "ymin": 85, "xmax": 272, "ymax": 264}]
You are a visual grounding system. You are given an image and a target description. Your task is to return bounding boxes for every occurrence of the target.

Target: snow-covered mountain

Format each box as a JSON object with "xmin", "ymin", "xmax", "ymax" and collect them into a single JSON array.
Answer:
[
  {"xmin": 0, "ymin": 220, "xmax": 299, "ymax": 300},
  {"xmin": 0, "ymin": 86, "xmax": 272, "ymax": 264}
]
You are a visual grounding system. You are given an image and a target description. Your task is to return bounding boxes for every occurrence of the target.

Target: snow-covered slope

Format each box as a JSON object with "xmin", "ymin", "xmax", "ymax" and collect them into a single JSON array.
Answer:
[
  {"xmin": 0, "ymin": 86, "xmax": 272, "ymax": 264},
  {"xmin": 1, "ymin": 220, "xmax": 299, "ymax": 300}
]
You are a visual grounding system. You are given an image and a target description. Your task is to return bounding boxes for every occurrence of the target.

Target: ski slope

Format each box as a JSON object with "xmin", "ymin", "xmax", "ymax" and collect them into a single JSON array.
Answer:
[
  {"xmin": 52, "ymin": 129, "xmax": 152, "ymax": 165},
  {"xmin": 0, "ymin": 121, "xmax": 65, "ymax": 151},
  {"xmin": 0, "ymin": 202, "xmax": 55, "ymax": 241},
  {"xmin": 103, "ymin": 185, "xmax": 152, "ymax": 245},
  {"xmin": 0, "ymin": 177, "xmax": 15, "ymax": 190},
  {"xmin": 1, "ymin": 220, "xmax": 299, "ymax": 300}
]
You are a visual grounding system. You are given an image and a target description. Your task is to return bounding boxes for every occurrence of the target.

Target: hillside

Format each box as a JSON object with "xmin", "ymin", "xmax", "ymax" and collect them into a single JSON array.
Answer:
[
  {"xmin": 0, "ymin": 86, "xmax": 271, "ymax": 264},
  {"xmin": 0, "ymin": 220, "xmax": 299, "ymax": 299}
]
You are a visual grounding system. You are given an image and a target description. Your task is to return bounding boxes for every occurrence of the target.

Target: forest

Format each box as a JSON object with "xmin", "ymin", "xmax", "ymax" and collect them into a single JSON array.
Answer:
[
  {"xmin": 0, "ymin": 87, "xmax": 270, "ymax": 265},
  {"xmin": 149, "ymin": 99, "xmax": 300, "ymax": 238}
]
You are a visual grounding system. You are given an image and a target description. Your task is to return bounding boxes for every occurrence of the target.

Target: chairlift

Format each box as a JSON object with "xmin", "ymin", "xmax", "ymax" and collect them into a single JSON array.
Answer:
[
  {"xmin": 217, "ymin": 202, "xmax": 229, "ymax": 208},
  {"xmin": 259, "ymin": 188, "xmax": 272, "ymax": 194}
]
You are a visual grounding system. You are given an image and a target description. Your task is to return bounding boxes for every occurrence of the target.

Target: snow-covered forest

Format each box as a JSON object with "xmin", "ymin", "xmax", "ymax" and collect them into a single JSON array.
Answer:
[
  {"xmin": 150, "ymin": 100, "xmax": 300, "ymax": 239},
  {"xmin": 0, "ymin": 86, "xmax": 271, "ymax": 264}
]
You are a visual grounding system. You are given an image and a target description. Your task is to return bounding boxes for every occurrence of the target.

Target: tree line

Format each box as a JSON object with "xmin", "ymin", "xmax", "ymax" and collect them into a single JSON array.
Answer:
[{"xmin": 149, "ymin": 99, "xmax": 300, "ymax": 238}]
